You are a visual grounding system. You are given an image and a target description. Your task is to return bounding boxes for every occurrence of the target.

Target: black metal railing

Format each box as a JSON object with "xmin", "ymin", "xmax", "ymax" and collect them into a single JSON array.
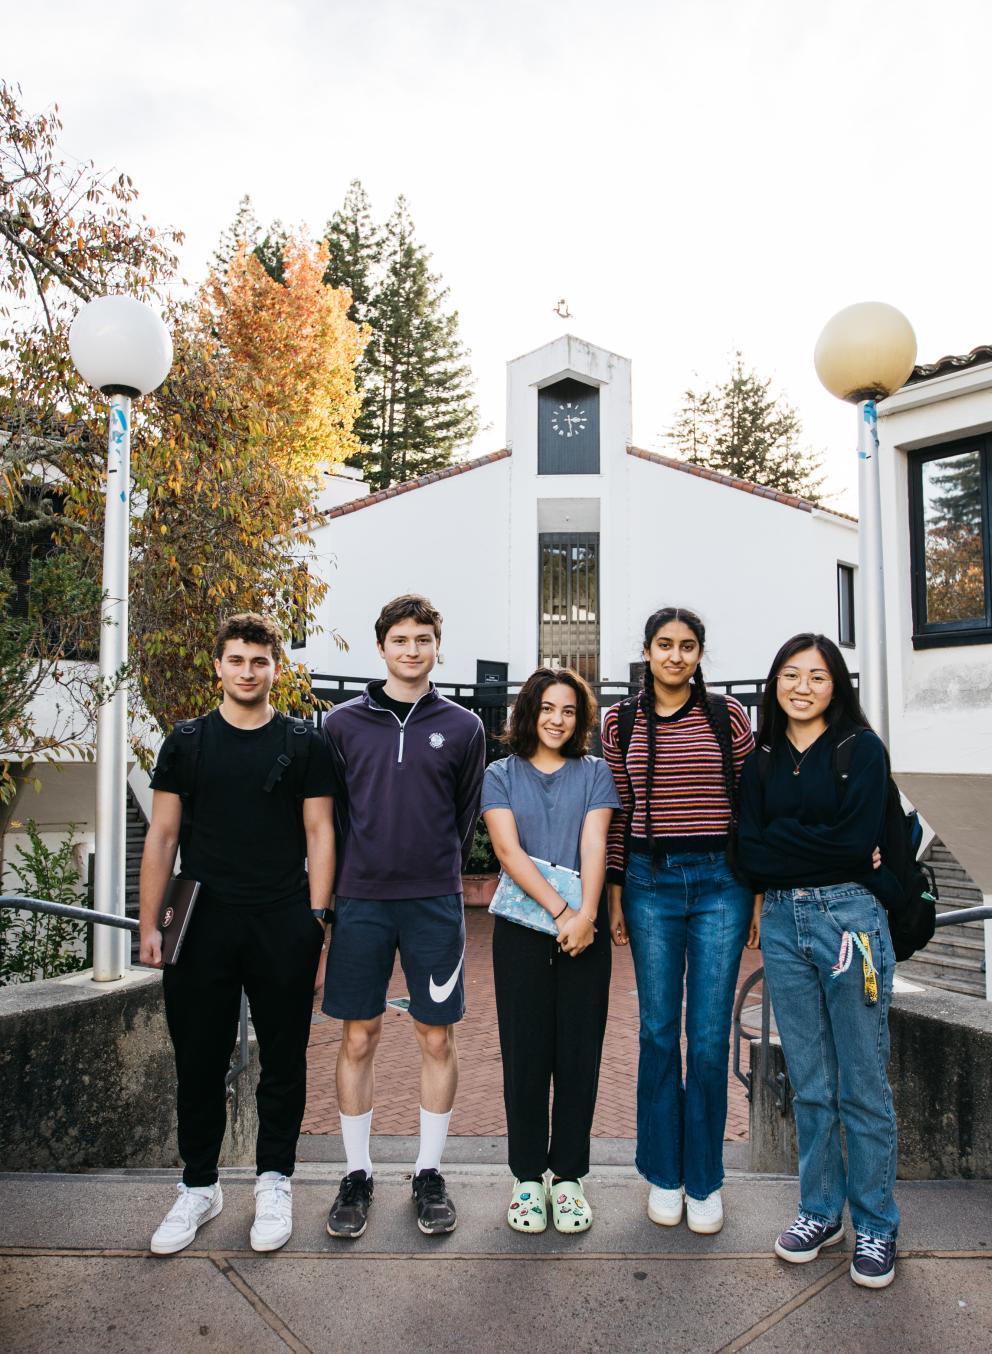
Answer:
[
  {"xmin": 733, "ymin": 904, "xmax": 992, "ymax": 1113},
  {"xmin": 307, "ymin": 671, "xmax": 785, "ymax": 759},
  {"xmin": 0, "ymin": 895, "xmax": 250, "ymax": 1090}
]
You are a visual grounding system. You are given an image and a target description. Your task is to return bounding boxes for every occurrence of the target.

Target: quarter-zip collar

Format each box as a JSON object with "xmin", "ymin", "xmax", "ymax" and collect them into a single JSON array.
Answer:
[{"xmin": 363, "ymin": 680, "xmax": 439, "ymax": 763}]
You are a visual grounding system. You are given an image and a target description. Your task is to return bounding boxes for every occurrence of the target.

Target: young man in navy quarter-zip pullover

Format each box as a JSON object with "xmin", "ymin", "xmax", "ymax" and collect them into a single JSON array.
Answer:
[{"xmin": 320, "ymin": 594, "xmax": 486, "ymax": 1238}]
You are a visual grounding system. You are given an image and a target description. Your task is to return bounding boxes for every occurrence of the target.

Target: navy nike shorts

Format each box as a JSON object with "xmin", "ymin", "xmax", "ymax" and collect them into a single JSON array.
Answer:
[{"xmin": 322, "ymin": 894, "xmax": 466, "ymax": 1026}]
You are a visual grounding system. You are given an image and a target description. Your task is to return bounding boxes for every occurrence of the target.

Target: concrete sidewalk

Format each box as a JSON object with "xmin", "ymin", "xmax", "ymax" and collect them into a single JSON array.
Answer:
[{"xmin": 2, "ymin": 1161, "xmax": 990, "ymax": 1354}]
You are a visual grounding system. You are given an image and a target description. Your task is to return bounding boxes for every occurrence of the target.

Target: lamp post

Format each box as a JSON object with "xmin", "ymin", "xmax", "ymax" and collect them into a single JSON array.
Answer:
[
  {"xmin": 814, "ymin": 302, "xmax": 917, "ymax": 744},
  {"xmin": 69, "ymin": 296, "xmax": 172, "ymax": 981}
]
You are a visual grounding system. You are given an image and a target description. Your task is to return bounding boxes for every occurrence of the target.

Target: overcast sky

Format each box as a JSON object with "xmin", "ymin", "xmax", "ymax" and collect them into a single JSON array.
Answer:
[{"xmin": 8, "ymin": 0, "xmax": 992, "ymax": 510}]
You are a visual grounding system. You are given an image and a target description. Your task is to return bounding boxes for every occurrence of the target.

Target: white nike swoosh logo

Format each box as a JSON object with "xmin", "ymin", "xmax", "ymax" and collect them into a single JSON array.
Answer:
[{"xmin": 428, "ymin": 948, "xmax": 465, "ymax": 1004}]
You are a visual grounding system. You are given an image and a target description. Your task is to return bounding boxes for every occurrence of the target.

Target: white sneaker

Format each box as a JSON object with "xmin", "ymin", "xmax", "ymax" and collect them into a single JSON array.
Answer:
[
  {"xmin": 686, "ymin": 1189, "xmax": 724, "ymax": 1234},
  {"xmin": 251, "ymin": 1172, "xmax": 293, "ymax": 1252},
  {"xmin": 150, "ymin": 1182, "xmax": 223, "ymax": 1255},
  {"xmin": 647, "ymin": 1185, "xmax": 684, "ymax": 1226}
]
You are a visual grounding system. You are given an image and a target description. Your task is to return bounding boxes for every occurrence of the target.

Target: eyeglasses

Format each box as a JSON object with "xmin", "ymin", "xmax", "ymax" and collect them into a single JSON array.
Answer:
[{"xmin": 777, "ymin": 670, "xmax": 833, "ymax": 691}]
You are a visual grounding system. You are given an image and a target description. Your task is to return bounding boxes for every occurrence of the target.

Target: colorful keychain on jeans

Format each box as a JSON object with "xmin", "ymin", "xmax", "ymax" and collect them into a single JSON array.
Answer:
[{"xmin": 831, "ymin": 929, "xmax": 878, "ymax": 1006}]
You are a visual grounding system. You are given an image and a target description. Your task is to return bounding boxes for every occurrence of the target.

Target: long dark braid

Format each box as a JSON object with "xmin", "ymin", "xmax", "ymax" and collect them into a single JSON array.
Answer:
[
  {"xmin": 640, "ymin": 657, "xmax": 658, "ymax": 851},
  {"xmin": 694, "ymin": 666, "xmax": 740, "ymax": 866}
]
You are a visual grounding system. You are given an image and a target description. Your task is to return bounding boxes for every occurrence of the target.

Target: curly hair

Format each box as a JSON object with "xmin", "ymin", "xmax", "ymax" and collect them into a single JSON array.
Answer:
[
  {"xmin": 213, "ymin": 612, "xmax": 284, "ymax": 662},
  {"xmin": 504, "ymin": 667, "xmax": 598, "ymax": 759}
]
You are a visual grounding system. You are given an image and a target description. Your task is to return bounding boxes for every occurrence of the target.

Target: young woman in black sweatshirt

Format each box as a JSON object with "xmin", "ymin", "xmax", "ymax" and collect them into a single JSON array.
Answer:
[{"xmin": 737, "ymin": 633, "xmax": 900, "ymax": 1291}]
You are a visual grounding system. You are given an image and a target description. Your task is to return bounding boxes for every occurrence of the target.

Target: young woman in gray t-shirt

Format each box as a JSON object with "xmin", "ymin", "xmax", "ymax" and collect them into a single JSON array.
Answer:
[{"xmin": 482, "ymin": 667, "xmax": 620, "ymax": 1234}]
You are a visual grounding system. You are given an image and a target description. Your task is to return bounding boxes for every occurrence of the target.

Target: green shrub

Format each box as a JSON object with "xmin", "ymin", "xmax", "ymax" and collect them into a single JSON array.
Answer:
[
  {"xmin": 465, "ymin": 819, "xmax": 498, "ymax": 874},
  {"xmin": 0, "ymin": 821, "xmax": 88, "ymax": 985}
]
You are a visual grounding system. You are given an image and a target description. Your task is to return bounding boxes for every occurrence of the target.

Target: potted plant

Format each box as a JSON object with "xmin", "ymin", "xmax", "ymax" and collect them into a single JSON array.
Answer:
[{"xmin": 462, "ymin": 820, "xmax": 499, "ymax": 906}]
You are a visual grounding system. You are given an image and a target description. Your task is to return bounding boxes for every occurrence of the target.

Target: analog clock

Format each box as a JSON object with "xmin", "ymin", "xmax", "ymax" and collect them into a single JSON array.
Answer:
[{"xmin": 550, "ymin": 401, "xmax": 588, "ymax": 438}]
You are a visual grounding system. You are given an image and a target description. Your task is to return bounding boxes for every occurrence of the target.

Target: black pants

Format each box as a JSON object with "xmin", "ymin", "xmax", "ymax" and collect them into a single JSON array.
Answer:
[
  {"xmin": 162, "ymin": 895, "xmax": 323, "ymax": 1186},
  {"xmin": 492, "ymin": 899, "xmax": 611, "ymax": 1182}
]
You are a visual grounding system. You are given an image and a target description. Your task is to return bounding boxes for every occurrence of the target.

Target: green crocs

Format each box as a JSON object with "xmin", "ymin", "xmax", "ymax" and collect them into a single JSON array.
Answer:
[
  {"xmin": 550, "ymin": 1179, "xmax": 592, "ymax": 1233},
  {"xmin": 507, "ymin": 1180, "xmax": 547, "ymax": 1233}
]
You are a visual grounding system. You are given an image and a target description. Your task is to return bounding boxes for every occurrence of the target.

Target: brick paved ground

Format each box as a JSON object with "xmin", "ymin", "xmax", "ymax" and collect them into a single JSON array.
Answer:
[{"xmin": 303, "ymin": 907, "xmax": 762, "ymax": 1140}]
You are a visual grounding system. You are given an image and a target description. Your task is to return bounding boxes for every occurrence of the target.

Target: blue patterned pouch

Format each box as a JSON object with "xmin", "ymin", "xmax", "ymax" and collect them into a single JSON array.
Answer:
[{"xmin": 488, "ymin": 857, "xmax": 582, "ymax": 935}]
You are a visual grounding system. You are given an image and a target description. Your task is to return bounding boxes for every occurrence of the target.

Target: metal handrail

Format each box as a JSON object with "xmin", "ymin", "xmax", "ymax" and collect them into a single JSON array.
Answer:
[
  {"xmin": 0, "ymin": 894, "xmax": 251, "ymax": 1089},
  {"xmin": 732, "ymin": 904, "xmax": 992, "ymax": 1108}
]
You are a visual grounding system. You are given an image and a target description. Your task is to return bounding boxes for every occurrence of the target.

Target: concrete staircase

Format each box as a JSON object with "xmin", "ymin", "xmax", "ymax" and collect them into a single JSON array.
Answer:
[
  {"xmin": 124, "ymin": 786, "xmax": 149, "ymax": 961},
  {"xmin": 897, "ymin": 837, "xmax": 987, "ymax": 998}
]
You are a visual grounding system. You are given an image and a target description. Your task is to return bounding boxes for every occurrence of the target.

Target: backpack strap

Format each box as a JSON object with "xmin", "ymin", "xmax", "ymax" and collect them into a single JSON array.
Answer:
[
  {"xmin": 170, "ymin": 717, "xmax": 205, "ymax": 803},
  {"xmin": 616, "ymin": 695, "xmax": 639, "ymax": 764},
  {"xmin": 706, "ymin": 691, "xmax": 733, "ymax": 749},
  {"xmin": 757, "ymin": 744, "xmax": 772, "ymax": 787},
  {"xmin": 831, "ymin": 731, "xmax": 860, "ymax": 795},
  {"xmin": 262, "ymin": 716, "xmax": 313, "ymax": 794}
]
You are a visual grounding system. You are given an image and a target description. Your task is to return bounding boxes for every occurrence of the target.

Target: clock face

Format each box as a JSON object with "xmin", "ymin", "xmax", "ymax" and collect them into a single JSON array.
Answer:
[{"xmin": 550, "ymin": 401, "xmax": 588, "ymax": 438}]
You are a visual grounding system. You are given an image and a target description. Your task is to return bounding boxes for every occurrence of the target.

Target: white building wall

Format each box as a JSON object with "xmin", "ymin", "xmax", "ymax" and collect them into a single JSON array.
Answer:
[
  {"xmin": 302, "ymin": 458, "xmax": 512, "ymax": 682},
  {"xmin": 303, "ymin": 335, "xmax": 860, "ymax": 690},
  {"xmin": 877, "ymin": 365, "xmax": 992, "ymax": 775},
  {"xmin": 505, "ymin": 335, "xmax": 632, "ymax": 681},
  {"xmin": 619, "ymin": 459, "xmax": 860, "ymax": 683}
]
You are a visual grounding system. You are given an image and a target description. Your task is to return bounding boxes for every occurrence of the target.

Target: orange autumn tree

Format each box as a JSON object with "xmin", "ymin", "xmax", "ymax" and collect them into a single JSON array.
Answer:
[
  {"xmin": 129, "ymin": 237, "xmax": 366, "ymax": 735},
  {"xmin": 210, "ymin": 236, "xmax": 365, "ymax": 474}
]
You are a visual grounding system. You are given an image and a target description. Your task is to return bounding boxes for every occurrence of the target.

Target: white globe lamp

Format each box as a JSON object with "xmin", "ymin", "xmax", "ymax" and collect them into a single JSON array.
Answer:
[
  {"xmin": 814, "ymin": 301, "xmax": 917, "ymax": 745},
  {"xmin": 69, "ymin": 295, "xmax": 173, "ymax": 981},
  {"xmin": 814, "ymin": 302, "xmax": 917, "ymax": 404},
  {"xmin": 69, "ymin": 294, "xmax": 172, "ymax": 397}
]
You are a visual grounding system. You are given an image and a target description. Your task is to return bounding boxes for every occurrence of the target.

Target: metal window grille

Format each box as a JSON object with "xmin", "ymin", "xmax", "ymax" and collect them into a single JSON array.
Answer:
[{"xmin": 538, "ymin": 532, "xmax": 600, "ymax": 681}]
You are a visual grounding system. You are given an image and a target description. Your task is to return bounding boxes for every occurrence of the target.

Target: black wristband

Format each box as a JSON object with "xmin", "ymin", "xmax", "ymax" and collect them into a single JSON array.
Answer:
[{"xmin": 553, "ymin": 904, "xmax": 568, "ymax": 921}]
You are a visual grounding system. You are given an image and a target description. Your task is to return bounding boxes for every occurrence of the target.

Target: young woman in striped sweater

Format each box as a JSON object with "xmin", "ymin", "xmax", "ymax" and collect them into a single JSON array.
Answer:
[{"xmin": 602, "ymin": 607, "xmax": 759, "ymax": 1234}]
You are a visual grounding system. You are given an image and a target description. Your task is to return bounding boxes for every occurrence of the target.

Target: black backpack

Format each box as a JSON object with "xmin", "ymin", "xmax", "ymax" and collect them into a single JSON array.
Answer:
[
  {"xmin": 756, "ymin": 732, "xmax": 937, "ymax": 962},
  {"xmin": 169, "ymin": 713, "xmax": 314, "ymax": 852}
]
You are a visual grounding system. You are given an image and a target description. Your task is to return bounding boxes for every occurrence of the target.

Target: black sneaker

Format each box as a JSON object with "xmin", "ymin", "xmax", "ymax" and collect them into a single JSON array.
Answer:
[
  {"xmin": 851, "ymin": 1231, "xmax": 896, "ymax": 1288},
  {"xmin": 412, "ymin": 1168, "xmax": 457, "ymax": 1235},
  {"xmin": 774, "ymin": 1213, "xmax": 845, "ymax": 1263},
  {"xmin": 326, "ymin": 1170, "xmax": 373, "ymax": 1239}
]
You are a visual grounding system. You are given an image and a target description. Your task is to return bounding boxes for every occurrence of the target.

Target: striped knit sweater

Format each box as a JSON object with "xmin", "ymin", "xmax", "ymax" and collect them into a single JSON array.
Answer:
[{"xmin": 601, "ymin": 691, "xmax": 754, "ymax": 882}]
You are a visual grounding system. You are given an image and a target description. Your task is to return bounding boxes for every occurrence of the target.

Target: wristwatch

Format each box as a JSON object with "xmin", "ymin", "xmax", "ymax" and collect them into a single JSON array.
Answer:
[{"xmin": 311, "ymin": 907, "xmax": 334, "ymax": 925}]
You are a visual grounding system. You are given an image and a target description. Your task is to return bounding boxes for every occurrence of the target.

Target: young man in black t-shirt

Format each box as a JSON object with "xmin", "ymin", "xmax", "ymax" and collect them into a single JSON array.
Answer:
[{"xmin": 139, "ymin": 613, "xmax": 340, "ymax": 1255}]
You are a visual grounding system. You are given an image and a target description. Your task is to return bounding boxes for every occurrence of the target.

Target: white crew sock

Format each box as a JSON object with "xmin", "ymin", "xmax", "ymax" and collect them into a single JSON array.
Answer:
[
  {"xmin": 414, "ymin": 1107, "xmax": 451, "ymax": 1176},
  {"xmin": 339, "ymin": 1109, "xmax": 373, "ymax": 1178}
]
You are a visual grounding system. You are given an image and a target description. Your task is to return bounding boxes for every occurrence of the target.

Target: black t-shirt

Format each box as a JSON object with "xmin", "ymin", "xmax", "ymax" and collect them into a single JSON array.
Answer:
[
  {"xmin": 369, "ymin": 683, "xmax": 416, "ymax": 722},
  {"xmin": 150, "ymin": 709, "xmax": 341, "ymax": 905}
]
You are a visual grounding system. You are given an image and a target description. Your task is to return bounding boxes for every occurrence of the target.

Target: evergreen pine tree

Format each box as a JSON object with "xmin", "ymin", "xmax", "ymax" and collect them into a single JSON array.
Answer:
[
  {"xmin": 214, "ymin": 196, "xmax": 286, "ymax": 283},
  {"xmin": 213, "ymin": 195, "xmax": 260, "ymax": 273},
  {"xmin": 323, "ymin": 180, "xmax": 381, "ymax": 328},
  {"xmin": 323, "ymin": 187, "xmax": 478, "ymax": 489},
  {"xmin": 666, "ymin": 352, "xmax": 825, "ymax": 503}
]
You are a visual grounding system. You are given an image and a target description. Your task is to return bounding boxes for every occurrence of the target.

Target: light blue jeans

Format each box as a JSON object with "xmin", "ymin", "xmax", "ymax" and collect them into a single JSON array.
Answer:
[
  {"xmin": 761, "ymin": 884, "xmax": 899, "ymax": 1241},
  {"xmin": 623, "ymin": 850, "xmax": 753, "ymax": 1200}
]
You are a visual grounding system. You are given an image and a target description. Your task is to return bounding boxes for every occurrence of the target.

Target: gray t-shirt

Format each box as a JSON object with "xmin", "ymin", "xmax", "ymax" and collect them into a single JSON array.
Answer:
[{"xmin": 481, "ymin": 755, "xmax": 621, "ymax": 872}]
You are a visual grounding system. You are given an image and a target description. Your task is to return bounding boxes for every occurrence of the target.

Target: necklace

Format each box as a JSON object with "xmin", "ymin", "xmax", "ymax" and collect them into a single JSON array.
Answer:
[{"xmin": 787, "ymin": 740, "xmax": 815, "ymax": 776}]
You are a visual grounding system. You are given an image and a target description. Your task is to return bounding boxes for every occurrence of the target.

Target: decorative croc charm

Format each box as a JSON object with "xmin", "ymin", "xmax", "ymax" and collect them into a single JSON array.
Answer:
[
  {"xmin": 551, "ymin": 1179, "xmax": 592, "ymax": 1233},
  {"xmin": 507, "ymin": 1180, "xmax": 547, "ymax": 1233}
]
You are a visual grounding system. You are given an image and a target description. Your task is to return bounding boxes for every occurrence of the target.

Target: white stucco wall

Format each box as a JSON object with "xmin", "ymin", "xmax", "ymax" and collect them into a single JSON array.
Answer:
[
  {"xmin": 619, "ymin": 458, "xmax": 860, "ymax": 683},
  {"xmin": 301, "ymin": 456, "xmax": 512, "ymax": 682},
  {"xmin": 302, "ymin": 335, "xmax": 860, "ymax": 691},
  {"xmin": 877, "ymin": 364, "xmax": 992, "ymax": 775}
]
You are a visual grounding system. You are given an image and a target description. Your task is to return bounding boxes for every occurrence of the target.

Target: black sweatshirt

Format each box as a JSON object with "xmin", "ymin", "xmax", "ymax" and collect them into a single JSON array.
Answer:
[{"xmin": 737, "ymin": 725, "xmax": 901, "ymax": 908}]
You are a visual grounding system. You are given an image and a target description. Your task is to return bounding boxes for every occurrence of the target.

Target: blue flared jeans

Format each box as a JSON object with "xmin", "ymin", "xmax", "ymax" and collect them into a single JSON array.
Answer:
[
  {"xmin": 623, "ymin": 850, "xmax": 753, "ymax": 1200},
  {"xmin": 761, "ymin": 884, "xmax": 899, "ymax": 1241}
]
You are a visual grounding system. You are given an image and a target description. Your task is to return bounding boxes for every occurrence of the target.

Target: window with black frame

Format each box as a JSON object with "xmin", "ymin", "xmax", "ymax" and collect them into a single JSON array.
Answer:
[
  {"xmin": 909, "ymin": 435, "xmax": 992, "ymax": 647},
  {"xmin": 837, "ymin": 562, "xmax": 856, "ymax": 648}
]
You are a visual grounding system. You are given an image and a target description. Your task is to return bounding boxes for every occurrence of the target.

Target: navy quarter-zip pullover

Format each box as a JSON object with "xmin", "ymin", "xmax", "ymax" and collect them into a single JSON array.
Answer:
[{"xmin": 322, "ymin": 680, "xmax": 486, "ymax": 900}]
